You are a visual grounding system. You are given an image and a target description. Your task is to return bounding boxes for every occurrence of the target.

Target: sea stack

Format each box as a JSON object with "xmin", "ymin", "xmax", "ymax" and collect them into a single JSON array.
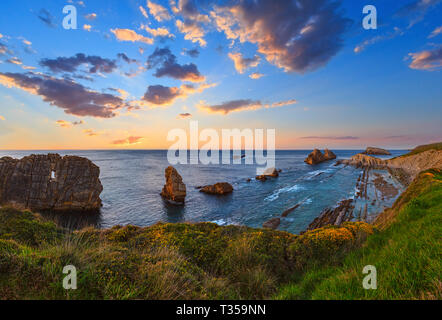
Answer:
[
  {"xmin": 0, "ymin": 154, "xmax": 103, "ymax": 212},
  {"xmin": 161, "ymin": 166, "xmax": 186, "ymax": 204},
  {"xmin": 362, "ymin": 147, "xmax": 391, "ymax": 155},
  {"xmin": 304, "ymin": 149, "xmax": 337, "ymax": 165}
]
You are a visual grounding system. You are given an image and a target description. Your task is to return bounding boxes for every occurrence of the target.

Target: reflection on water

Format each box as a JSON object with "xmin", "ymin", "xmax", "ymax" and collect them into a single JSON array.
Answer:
[{"xmin": 0, "ymin": 150, "xmax": 407, "ymax": 234}]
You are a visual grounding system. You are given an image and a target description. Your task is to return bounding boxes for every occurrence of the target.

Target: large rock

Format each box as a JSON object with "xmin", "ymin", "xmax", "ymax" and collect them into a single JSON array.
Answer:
[
  {"xmin": 362, "ymin": 147, "xmax": 391, "ymax": 155},
  {"xmin": 200, "ymin": 182, "xmax": 233, "ymax": 195},
  {"xmin": 304, "ymin": 149, "xmax": 336, "ymax": 165},
  {"xmin": 160, "ymin": 166, "xmax": 186, "ymax": 204},
  {"xmin": 256, "ymin": 167, "xmax": 279, "ymax": 181},
  {"xmin": 0, "ymin": 154, "xmax": 103, "ymax": 212}
]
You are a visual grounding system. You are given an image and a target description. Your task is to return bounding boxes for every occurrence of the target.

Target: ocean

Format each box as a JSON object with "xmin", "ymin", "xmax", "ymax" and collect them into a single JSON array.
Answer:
[{"xmin": 0, "ymin": 150, "xmax": 407, "ymax": 234}]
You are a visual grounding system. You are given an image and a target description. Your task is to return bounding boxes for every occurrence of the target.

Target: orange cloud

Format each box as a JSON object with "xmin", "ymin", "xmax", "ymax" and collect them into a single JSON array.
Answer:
[
  {"xmin": 111, "ymin": 28, "xmax": 153, "ymax": 45},
  {"xmin": 112, "ymin": 136, "xmax": 144, "ymax": 146}
]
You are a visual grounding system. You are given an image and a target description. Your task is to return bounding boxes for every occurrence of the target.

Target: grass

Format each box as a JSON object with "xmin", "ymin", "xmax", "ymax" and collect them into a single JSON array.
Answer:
[
  {"xmin": 0, "ymin": 206, "xmax": 375, "ymax": 300},
  {"xmin": 399, "ymin": 142, "xmax": 442, "ymax": 158},
  {"xmin": 276, "ymin": 169, "xmax": 442, "ymax": 299}
]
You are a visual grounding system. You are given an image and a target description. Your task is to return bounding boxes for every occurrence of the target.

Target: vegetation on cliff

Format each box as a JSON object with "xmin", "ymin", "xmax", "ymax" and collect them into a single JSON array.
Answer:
[
  {"xmin": 277, "ymin": 169, "xmax": 442, "ymax": 299},
  {"xmin": 0, "ymin": 207, "xmax": 373, "ymax": 299}
]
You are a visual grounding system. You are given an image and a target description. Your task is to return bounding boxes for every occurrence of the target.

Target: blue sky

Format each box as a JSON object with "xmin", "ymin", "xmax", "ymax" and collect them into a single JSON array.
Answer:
[{"xmin": 0, "ymin": 0, "xmax": 441, "ymax": 149}]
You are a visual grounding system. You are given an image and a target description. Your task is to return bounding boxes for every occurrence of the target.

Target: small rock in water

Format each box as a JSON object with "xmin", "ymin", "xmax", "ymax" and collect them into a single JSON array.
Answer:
[
  {"xmin": 256, "ymin": 167, "xmax": 279, "ymax": 181},
  {"xmin": 199, "ymin": 182, "xmax": 233, "ymax": 195}
]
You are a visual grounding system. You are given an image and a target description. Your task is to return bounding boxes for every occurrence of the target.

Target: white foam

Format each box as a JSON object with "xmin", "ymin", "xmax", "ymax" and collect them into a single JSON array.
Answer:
[{"xmin": 264, "ymin": 184, "xmax": 304, "ymax": 201}]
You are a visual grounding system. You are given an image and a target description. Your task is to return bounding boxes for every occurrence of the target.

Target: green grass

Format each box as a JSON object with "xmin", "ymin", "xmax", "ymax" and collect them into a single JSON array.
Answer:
[
  {"xmin": 276, "ymin": 169, "xmax": 442, "ymax": 299},
  {"xmin": 399, "ymin": 142, "xmax": 442, "ymax": 158},
  {"xmin": 0, "ymin": 206, "xmax": 374, "ymax": 300}
]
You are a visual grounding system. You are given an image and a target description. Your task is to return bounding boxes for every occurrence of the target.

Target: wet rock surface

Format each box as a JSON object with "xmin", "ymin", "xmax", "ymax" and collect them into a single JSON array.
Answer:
[
  {"xmin": 256, "ymin": 167, "xmax": 279, "ymax": 181},
  {"xmin": 200, "ymin": 182, "xmax": 233, "ymax": 195},
  {"xmin": 0, "ymin": 154, "xmax": 103, "ymax": 212},
  {"xmin": 160, "ymin": 166, "xmax": 186, "ymax": 204}
]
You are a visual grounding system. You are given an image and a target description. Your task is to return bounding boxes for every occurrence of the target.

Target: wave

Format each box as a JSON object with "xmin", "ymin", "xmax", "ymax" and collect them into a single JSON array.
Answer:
[{"xmin": 264, "ymin": 184, "xmax": 304, "ymax": 201}]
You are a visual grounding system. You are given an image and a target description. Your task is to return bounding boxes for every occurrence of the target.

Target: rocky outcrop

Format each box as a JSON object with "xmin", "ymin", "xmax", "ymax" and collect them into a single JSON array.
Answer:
[
  {"xmin": 337, "ymin": 149, "xmax": 442, "ymax": 185},
  {"xmin": 256, "ymin": 167, "xmax": 279, "ymax": 181},
  {"xmin": 362, "ymin": 147, "xmax": 391, "ymax": 155},
  {"xmin": 200, "ymin": 182, "xmax": 233, "ymax": 195},
  {"xmin": 262, "ymin": 217, "xmax": 280, "ymax": 229},
  {"xmin": 304, "ymin": 149, "xmax": 336, "ymax": 165},
  {"xmin": 0, "ymin": 154, "xmax": 103, "ymax": 212},
  {"xmin": 307, "ymin": 199, "xmax": 354, "ymax": 231},
  {"xmin": 160, "ymin": 166, "xmax": 186, "ymax": 204}
]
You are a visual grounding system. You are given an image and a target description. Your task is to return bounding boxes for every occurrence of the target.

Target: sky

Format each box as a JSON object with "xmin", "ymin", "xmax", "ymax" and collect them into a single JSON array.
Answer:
[{"xmin": 0, "ymin": 0, "xmax": 441, "ymax": 150}]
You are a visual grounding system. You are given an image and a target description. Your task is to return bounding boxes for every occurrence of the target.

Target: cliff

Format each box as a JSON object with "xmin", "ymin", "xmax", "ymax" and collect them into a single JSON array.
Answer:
[{"xmin": 0, "ymin": 154, "xmax": 103, "ymax": 212}]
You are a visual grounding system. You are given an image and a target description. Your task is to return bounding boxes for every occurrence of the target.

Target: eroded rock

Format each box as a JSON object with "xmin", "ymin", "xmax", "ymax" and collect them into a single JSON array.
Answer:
[
  {"xmin": 256, "ymin": 167, "xmax": 279, "ymax": 181},
  {"xmin": 304, "ymin": 149, "xmax": 336, "ymax": 165},
  {"xmin": 362, "ymin": 147, "xmax": 391, "ymax": 155},
  {"xmin": 160, "ymin": 166, "xmax": 186, "ymax": 204},
  {"xmin": 0, "ymin": 154, "xmax": 103, "ymax": 212},
  {"xmin": 200, "ymin": 182, "xmax": 233, "ymax": 195},
  {"xmin": 262, "ymin": 217, "xmax": 280, "ymax": 229}
]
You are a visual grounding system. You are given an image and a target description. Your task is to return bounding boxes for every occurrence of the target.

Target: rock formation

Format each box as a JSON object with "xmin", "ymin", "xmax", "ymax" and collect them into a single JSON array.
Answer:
[
  {"xmin": 199, "ymin": 182, "xmax": 233, "ymax": 195},
  {"xmin": 160, "ymin": 166, "xmax": 186, "ymax": 204},
  {"xmin": 262, "ymin": 217, "xmax": 280, "ymax": 229},
  {"xmin": 337, "ymin": 149, "xmax": 442, "ymax": 185},
  {"xmin": 256, "ymin": 167, "xmax": 279, "ymax": 181},
  {"xmin": 0, "ymin": 154, "xmax": 103, "ymax": 212},
  {"xmin": 304, "ymin": 149, "xmax": 336, "ymax": 165},
  {"xmin": 307, "ymin": 199, "xmax": 354, "ymax": 231},
  {"xmin": 362, "ymin": 147, "xmax": 391, "ymax": 155}
]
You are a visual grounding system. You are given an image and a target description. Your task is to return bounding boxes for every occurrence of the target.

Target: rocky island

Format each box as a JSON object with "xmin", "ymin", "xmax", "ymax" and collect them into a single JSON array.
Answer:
[
  {"xmin": 160, "ymin": 166, "xmax": 187, "ymax": 204},
  {"xmin": 304, "ymin": 149, "xmax": 336, "ymax": 165},
  {"xmin": 362, "ymin": 147, "xmax": 391, "ymax": 155}
]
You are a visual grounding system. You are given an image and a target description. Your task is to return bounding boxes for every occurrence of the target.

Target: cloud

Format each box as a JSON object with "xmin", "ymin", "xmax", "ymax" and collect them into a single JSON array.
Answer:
[
  {"xmin": 147, "ymin": 0, "xmax": 171, "ymax": 22},
  {"xmin": 228, "ymin": 52, "xmax": 260, "ymax": 74},
  {"xmin": 83, "ymin": 129, "xmax": 101, "ymax": 136},
  {"xmin": 198, "ymin": 98, "xmax": 296, "ymax": 115},
  {"xmin": 211, "ymin": 0, "xmax": 350, "ymax": 73},
  {"xmin": 112, "ymin": 136, "xmax": 144, "ymax": 146},
  {"xmin": 428, "ymin": 26, "xmax": 442, "ymax": 38},
  {"xmin": 354, "ymin": 27, "xmax": 404, "ymax": 53},
  {"xmin": 0, "ymin": 115, "xmax": 5, "ymax": 121},
  {"xmin": 56, "ymin": 120, "xmax": 84, "ymax": 128},
  {"xmin": 182, "ymin": 48, "xmax": 200, "ymax": 58},
  {"xmin": 6, "ymin": 57, "xmax": 22, "ymax": 65},
  {"xmin": 176, "ymin": 19, "xmax": 207, "ymax": 47},
  {"xmin": 396, "ymin": 0, "xmax": 441, "ymax": 28},
  {"xmin": 0, "ymin": 42, "xmax": 12, "ymax": 55},
  {"xmin": 85, "ymin": 13, "xmax": 97, "ymax": 20},
  {"xmin": 83, "ymin": 24, "xmax": 92, "ymax": 32},
  {"xmin": 111, "ymin": 28, "xmax": 153, "ymax": 45},
  {"xmin": 408, "ymin": 47, "xmax": 442, "ymax": 71},
  {"xmin": 0, "ymin": 72, "xmax": 129, "ymax": 118},
  {"xmin": 117, "ymin": 53, "xmax": 138, "ymax": 64},
  {"xmin": 143, "ymin": 85, "xmax": 182, "ymax": 105},
  {"xmin": 177, "ymin": 112, "xmax": 192, "ymax": 119},
  {"xmin": 37, "ymin": 9, "xmax": 56, "ymax": 28},
  {"xmin": 300, "ymin": 136, "xmax": 359, "ymax": 140},
  {"xmin": 141, "ymin": 24, "xmax": 173, "ymax": 38},
  {"xmin": 139, "ymin": 6, "xmax": 149, "ymax": 19},
  {"xmin": 249, "ymin": 72, "xmax": 264, "ymax": 79},
  {"xmin": 147, "ymin": 47, "xmax": 205, "ymax": 82},
  {"xmin": 40, "ymin": 53, "xmax": 117, "ymax": 74},
  {"xmin": 138, "ymin": 82, "xmax": 215, "ymax": 107}
]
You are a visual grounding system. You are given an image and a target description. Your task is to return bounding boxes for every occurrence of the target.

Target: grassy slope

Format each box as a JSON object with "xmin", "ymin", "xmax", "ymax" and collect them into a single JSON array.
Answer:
[
  {"xmin": 399, "ymin": 142, "xmax": 442, "ymax": 158},
  {"xmin": 276, "ymin": 169, "xmax": 442, "ymax": 299},
  {"xmin": 0, "ymin": 208, "xmax": 374, "ymax": 300}
]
